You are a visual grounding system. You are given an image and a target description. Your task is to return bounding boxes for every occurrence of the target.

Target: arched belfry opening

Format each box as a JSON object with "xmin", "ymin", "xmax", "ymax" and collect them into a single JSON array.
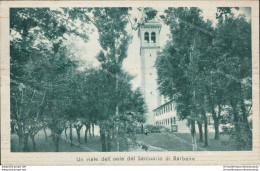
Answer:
[
  {"xmin": 144, "ymin": 32, "xmax": 149, "ymax": 43},
  {"xmin": 151, "ymin": 32, "xmax": 156, "ymax": 43}
]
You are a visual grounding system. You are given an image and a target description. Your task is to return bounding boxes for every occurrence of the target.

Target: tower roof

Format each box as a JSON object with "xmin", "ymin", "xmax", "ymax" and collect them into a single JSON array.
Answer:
[{"xmin": 142, "ymin": 19, "xmax": 162, "ymax": 27}]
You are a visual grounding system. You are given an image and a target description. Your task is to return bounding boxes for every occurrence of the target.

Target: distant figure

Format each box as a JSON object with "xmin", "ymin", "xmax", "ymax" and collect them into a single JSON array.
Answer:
[{"xmin": 144, "ymin": 128, "xmax": 148, "ymax": 135}]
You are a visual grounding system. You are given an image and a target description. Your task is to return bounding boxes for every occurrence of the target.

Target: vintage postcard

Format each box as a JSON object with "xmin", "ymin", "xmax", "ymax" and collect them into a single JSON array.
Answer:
[{"xmin": 0, "ymin": 0, "xmax": 259, "ymax": 166}]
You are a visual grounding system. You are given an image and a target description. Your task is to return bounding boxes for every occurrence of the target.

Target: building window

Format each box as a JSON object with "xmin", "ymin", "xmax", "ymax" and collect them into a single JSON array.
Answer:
[
  {"xmin": 144, "ymin": 32, "xmax": 149, "ymax": 43},
  {"xmin": 151, "ymin": 32, "xmax": 156, "ymax": 43},
  {"xmin": 173, "ymin": 117, "xmax": 176, "ymax": 124}
]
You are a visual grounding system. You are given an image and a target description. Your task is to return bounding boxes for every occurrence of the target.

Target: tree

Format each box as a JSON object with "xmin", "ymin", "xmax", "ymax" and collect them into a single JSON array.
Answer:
[
  {"xmin": 91, "ymin": 7, "xmax": 133, "ymax": 151},
  {"xmin": 213, "ymin": 10, "xmax": 252, "ymax": 149},
  {"xmin": 10, "ymin": 8, "xmax": 92, "ymax": 151},
  {"xmin": 157, "ymin": 7, "xmax": 252, "ymax": 150},
  {"xmin": 157, "ymin": 7, "xmax": 214, "ymax": 148}
]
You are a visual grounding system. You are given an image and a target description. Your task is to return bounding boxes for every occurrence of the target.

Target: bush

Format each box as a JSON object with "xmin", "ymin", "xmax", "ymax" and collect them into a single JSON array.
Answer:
[
  {"xmin": 221, "ymin": 122, "xmax": 252, "ymax": 150},
  {"xmin": 145, "ymin": 125, "xmax": 170, "ymax": 133}
]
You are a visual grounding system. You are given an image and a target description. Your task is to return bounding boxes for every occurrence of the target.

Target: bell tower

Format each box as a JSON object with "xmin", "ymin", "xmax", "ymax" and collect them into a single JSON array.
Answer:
[{"xmin": 138, "ymin": 20, "xmax": 162, "ymax": 125}]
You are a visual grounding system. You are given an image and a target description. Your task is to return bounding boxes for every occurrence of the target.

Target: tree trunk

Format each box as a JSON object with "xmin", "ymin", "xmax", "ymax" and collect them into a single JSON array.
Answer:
[
  {"xmin": 69, "ymin": 120, "xmax": 73, "ymax": 146},
  {"xmin": 23, "ymin": 133, "xmax": 30, "ymax": 152},
  {"xmin": 123, "ymin": 127, "xmax": 128, "ymax": 151},
  {"xmin": 30, "ymin": 134, "xmax": 36, "ymax": 151},
  {"xmin": 237, "ymin": 82, "xmax": 250, "ymax": 128},
  {"xmin": 84, "ymin": 125, "xmax": 88, "ymax": 143},
  {"xmin": 204, "ymin": 119, "xmax": 208, "ymax": 147},
  {"xmin": 240, "ymin": 96, "xmax": 250, "ymax": 131},
  {"xmin": 54, "ymin": 130, "xmax": 63, "ymax": 152},
  {"xmin": 76, "ymin": 128, "xmax": 81, "ymax": 144},
  {"xmin": 43, "ymin": 126, "xmax": 48, "ymax": 142},
  {"xmin": 214, "ymin": 118, "xmax": 220, "ymax": 140},
  {"xmin": 201, "ymin": 97, "xmax": 208, "ymax": 147},
  {"xmin": 17, "ymin": 126, "xmax": 24, "ymax": 152},
  {"xmin": 197, "ymin": 121, "xmax": 203, "ymax": 142},
  {"xmin": 106, "ymin": 132, "xmax": 112, "ymax": 152},
  {"xmin": 92, "ymin": 123, "xmax": 95, "ymax": 137},
  {"xmin": 211, "ymin": 108, "xmax": 220, "ymax": 140},
  {"xmin": 230, "ymin": 98, "xmax": 240, "ymax": 132},
  {"xmin": 100, "ymin": 127, "xmax": 107, "ymax": 152},
  {"xmin": 190, "ymin": 120, "xmax": 197, "ymax": 151},
  {"xmin": 64, "ymin": 128, "xmax": 68, "ymax": 139},
  {"xmin": 55, "ymin": 135, "xmax": 60, "ymax": 152},
  {"xmin": 88, "ymin": 124, "xmax": 91, "ymax": 138},
  {"xmin": 18, "ymin": 134, "xmax": 24, "ymax": 152}
]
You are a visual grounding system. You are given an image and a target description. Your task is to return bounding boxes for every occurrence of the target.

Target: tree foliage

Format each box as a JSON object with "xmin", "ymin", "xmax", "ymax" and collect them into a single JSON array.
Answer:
[
  {"xmin": 156, "ymin": 7, "xmax": 252, "ymax": 149},
  {"xmin": 10, "ymin": 7, "xmax": 146, "ymax": 152}
]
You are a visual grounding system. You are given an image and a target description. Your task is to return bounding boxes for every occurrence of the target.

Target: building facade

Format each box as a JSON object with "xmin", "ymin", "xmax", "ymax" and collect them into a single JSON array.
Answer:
[{"xmin": 153, "ymin": 100, "xmax": 190, "ymax": 132}]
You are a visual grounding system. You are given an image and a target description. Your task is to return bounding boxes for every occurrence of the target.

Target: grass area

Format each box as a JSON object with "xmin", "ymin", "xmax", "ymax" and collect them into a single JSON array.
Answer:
[
  {"xmin": 11, "ymin": 129, "xmax": 247, "ymax": 152},
  {"xmin": 11, "ymin": 129, "xmax": 102, "ymax": 152},
  {"xmin": 11, "ymin": 129, "xmax": 132, "ymax": 152},
  {"xmin": 136, "ymin": 132, "xmax": 243, "ymax": 151}
]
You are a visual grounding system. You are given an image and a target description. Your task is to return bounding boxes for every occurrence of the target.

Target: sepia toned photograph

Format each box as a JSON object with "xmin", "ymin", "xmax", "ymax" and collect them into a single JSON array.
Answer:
[
  {"xmin": 1, "ymin": 0, "xmax": 259, "ymax": 166},
  {"xmin": 9, "ymin": 6, "xmax": 253, "ymax": 152}
]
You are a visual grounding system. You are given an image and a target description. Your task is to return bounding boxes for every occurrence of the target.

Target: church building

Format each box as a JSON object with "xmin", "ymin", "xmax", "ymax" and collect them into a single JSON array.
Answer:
[{"xmin": 138, "ymin": 20, "xmax": 190, "ymax": 132}]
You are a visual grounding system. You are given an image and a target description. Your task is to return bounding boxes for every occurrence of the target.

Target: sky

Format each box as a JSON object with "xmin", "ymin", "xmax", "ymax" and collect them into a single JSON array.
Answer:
[{"xmin": 80, "ymin": 7, "xmax": 251, "ymax": 90}]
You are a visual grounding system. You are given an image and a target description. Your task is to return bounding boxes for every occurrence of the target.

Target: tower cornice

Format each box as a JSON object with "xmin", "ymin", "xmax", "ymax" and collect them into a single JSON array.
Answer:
[{"xmin": 138, "ymin": 21, "xmax": 162, "ymax": 38}]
